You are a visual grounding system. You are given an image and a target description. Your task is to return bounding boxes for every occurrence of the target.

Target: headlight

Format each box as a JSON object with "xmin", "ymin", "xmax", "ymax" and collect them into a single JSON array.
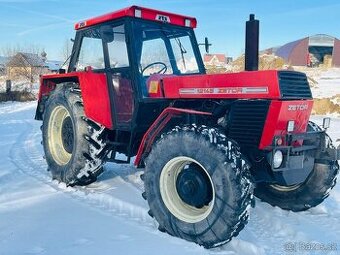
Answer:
[
  {"xmin": 273, "ymin": 150, "xmax": 283, "ymax": 169},
  {"xmin": 287, "ymin": 120, "xmax": 295, "ymax": 132}
]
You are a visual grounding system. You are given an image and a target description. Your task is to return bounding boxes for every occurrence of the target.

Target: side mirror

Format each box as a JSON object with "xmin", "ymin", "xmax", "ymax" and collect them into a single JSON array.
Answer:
[
  {"xmin": 204, "ymin": 37, "xmax": 211, "ymax": 53},
  {"xmin": 199, "ymin": 37, "xmax": 212, "ymax": 53},
  {"xmin": 100, "ymin": 25, "xmax": 114, "ymax": 43}
]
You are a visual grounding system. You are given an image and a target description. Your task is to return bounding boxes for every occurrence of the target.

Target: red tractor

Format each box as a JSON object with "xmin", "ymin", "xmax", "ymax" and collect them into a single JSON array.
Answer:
[{"xmin": 35, "ymin": 6, "xmax": 339, "ymax": 248}]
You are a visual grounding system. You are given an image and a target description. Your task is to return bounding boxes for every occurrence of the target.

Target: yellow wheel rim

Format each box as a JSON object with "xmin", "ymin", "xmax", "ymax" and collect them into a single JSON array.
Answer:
[
  {"xmin": 48, "ymin": 105, "xmax": 73, "ymax": 166},
  {"xmin": 159, "ymin": 156, "xmax": 215, "ymax": 223},
  {"xmin": 270, "ymin": 183, "xmax": 302, "ymax": 192}
]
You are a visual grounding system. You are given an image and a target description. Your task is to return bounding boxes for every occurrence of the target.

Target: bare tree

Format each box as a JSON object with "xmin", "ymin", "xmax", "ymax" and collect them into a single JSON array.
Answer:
[
  {"xmin": 59, "ymin": 38, "xmax": 73, "ymax": 68},
  {"xmin": 1, "ymin": 43, "xmax": 43, "ymax": 58}
]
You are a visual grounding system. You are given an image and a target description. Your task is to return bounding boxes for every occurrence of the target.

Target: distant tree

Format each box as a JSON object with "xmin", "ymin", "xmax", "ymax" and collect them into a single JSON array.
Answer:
[{"xmin": 1, "ymin": 43, "xmax": 43, "ymax": 58}]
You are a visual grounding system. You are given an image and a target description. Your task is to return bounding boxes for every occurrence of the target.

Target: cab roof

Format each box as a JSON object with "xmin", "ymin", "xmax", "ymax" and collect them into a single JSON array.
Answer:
[{"xmin": 74, "ymin": 6, "xmax": 197, "ymax": 30}]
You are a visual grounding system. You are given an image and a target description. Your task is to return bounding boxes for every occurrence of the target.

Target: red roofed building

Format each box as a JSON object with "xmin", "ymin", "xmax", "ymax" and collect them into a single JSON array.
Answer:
[{"xmin": 204, "ymin": 54, "xmax": 227, "ymax": 67}]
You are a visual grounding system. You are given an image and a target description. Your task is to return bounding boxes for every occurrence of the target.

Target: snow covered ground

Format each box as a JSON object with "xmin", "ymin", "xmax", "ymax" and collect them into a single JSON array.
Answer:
[
  {"xmin": 304, "ymin": 68, "xmax": 340, "ymax": 100},
  {"xmin": 0, "ymin": 101, "xmax": 339, "ymax": 255}
]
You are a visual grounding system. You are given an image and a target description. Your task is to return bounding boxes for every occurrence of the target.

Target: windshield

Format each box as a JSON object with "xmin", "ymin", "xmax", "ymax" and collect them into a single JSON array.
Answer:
[{"xmin": 133, "ymin": 21, "xmax": 201, "ymax": 77}]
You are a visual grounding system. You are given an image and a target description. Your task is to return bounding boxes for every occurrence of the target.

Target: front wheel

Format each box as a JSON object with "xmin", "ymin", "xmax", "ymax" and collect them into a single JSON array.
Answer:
[
  {"xmin": 254, "ymin": 121, "xmax": 339, "ymax": 211},
  {"xmin": 143, "ymin": 125, "xmax": 253, "ymax": 248}
]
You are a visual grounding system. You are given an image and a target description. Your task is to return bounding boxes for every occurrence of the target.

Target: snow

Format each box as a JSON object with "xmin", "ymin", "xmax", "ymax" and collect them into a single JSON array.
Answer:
[
  {"xmin": 0, "ymin": 106, "xmax": 340, "ymax": 253},
  {"xmin": 0, "ymin": 78, "xmax": 39, "ymax": 94},
  {"xmin": 304, "ymin": 68, "xmax": 340, "ymax": 99}
]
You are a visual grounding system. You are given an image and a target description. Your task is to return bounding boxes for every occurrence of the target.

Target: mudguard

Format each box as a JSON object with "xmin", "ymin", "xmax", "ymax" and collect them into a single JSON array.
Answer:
[{"xmin": 35, "ymin": 68, "xmax": 113, "ymax": 129}]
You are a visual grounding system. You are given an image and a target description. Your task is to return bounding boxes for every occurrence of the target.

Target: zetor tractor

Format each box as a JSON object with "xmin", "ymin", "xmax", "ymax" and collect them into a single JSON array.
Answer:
[{"xmin": 35, "ymin": 6, "xmax": 339, "ymax": 248}]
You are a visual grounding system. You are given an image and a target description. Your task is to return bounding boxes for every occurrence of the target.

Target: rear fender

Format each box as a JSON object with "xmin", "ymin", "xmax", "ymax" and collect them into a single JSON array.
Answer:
[{"xmin": 35, "ymin": 69, "xmax": 113, "ymax": 129}]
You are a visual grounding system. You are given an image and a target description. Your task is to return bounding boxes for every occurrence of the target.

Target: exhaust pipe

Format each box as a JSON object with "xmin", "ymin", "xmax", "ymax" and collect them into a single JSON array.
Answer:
[{"xmin": 245, "ymin": 14, "xmax": 259, "ymax": 71}]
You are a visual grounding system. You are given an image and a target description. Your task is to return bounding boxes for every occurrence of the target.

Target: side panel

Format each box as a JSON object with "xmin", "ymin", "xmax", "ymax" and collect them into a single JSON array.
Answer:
[
  {"xmin": 160, "ymin": 70, "xmax": 281, "ymax": 99},
  {"xmin": 259, "ymin": 100, "xmax": 313, "ymax": 149},
  {"xmin": 37, "ymin": 71, "xmax": 113, "ymax": 129}
]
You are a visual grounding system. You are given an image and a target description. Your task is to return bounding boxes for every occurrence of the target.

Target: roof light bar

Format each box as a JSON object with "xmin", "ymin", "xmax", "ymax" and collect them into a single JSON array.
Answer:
[{"xmin": 135, "ymin": 9, "xmax": 142, "ymax": 18}]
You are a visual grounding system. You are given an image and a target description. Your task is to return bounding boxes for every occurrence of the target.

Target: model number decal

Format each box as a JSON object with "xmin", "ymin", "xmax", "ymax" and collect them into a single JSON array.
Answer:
[
  {"xmin": 288, "ymin": 104, "xmax": 308, "ymax": 111},
  {"xmin": 156, "ymin": 14, "xmax": 170, "ymax": 23},
  {"xmin": 179, "ymin": 87, "xmax": 268, "ymax": 95}
]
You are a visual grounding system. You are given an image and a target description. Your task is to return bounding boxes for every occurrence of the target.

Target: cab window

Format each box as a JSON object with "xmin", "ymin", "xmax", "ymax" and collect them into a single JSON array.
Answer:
[
  {"xmin": 77, "ymin": 28, "xmax": 105, "ymax": 70},
  {"xmin": 107, "ymin": 25, "xmax": 129, "ymax": 68}
]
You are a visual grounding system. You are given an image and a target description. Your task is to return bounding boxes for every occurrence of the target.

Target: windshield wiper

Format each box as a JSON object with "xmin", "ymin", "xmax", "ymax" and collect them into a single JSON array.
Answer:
[{"xmin": 175, "ymin": 38, "xmax": 187, "ymax": 70}]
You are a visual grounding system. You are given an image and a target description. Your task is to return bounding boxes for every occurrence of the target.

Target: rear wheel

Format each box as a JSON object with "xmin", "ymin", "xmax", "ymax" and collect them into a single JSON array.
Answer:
[
  {"xmin": 42, "ymin": 85, "xmax": 108, "ymax": 186},
  {"xmin": 254, "ymin": 121, "xmax": 339, "ymax": 211},
  {"xmin": 143, "ymin": 125, "xmax": 253, "ymax": 248}
]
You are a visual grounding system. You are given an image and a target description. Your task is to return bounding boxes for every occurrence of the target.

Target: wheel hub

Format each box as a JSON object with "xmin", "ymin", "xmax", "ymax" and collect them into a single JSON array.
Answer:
[
  {"xmin": 61, "ymin": 116, "xmax": 74, "ymax": 153},
  {"xmin": 176, "ymin": 164, "xmax": 212, "ymax": 208}
]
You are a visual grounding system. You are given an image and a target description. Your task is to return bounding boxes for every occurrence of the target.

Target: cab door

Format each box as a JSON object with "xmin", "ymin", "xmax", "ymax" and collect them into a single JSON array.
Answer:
[
  {"xmin": 73, "ymin": 23, "xmax": 134, "ymax": 130},
  {"xmin": 102, "ymin": 23, "xmax": 134, "ymax": 128}
]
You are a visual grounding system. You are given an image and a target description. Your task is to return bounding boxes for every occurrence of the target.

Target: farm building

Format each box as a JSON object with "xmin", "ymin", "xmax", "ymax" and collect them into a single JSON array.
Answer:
[
  {"xmin": 269, "ymin": 34, "xmax": 340, "ymax": 67},
  {"xmin": 203, "ymin": 54, "xmax": 228, "ymax": 67},
  {"xmin": 7, "ymin": 52, "xmax": 48, "ymax": 81}
]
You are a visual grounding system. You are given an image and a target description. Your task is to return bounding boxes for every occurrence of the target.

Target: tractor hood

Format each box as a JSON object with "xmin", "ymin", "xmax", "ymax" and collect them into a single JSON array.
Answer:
[{"xmin": 147, "ymin": 70, "xmax": 312, "ymax": 100}]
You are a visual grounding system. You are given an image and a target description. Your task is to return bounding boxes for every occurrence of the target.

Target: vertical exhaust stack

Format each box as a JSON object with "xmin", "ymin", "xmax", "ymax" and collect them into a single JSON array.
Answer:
[{"xmin": 245, "ymin": 14, "xmax": 259, "ymax": 71}]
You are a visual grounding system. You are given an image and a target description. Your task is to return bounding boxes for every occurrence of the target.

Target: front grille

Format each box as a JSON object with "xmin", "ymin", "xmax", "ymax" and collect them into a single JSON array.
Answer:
[
  {"xmin": 278, "ymin": 71, "xmax": 312, "ymax": 99},
  {"xmin": 228, "ymin": 100, "xmax": 270, "ymax": 148}
]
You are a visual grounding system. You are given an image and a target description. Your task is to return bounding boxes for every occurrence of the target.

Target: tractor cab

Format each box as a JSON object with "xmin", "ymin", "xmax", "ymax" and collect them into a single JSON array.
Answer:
[
  {"xmin": 69, "ymin": 6, "xmax": 205, "ymax": 99},
  {"xmin": 63, "ymin": 6, "xmax": 205, "ymax": 131}
]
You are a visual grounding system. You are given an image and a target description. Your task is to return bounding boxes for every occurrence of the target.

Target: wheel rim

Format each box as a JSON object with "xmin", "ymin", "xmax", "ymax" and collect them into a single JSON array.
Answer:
[
  {"xmin": 270, "ymin": 183, "xmax": 302, "ymax": 192},
  {"xmin": 159, "ymin": 156, "xmax": 215, "ymax": 223},
  {"xmin": 48, "ymin": 105, "xmax": 74, "ymax": 165}
]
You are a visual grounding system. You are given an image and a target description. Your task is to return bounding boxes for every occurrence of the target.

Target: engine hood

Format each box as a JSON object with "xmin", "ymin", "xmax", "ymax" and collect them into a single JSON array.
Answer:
[
  {"xmin": 147, "ymin": 70, "xmax": 311, "ymax": 100},
  {"xmin": 147, "ymin": 70, "xmax": 280, "ymax": 99}
]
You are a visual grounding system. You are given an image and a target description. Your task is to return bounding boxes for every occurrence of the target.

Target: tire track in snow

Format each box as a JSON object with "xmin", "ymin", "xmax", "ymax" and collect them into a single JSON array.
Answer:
[
  {"xmin": 8, "ymin": 119, "xmax": 264, "ymax": 254},
  {"xmin": 0, "ymin": 101, "xmax": 36, "ymax": 115},
  {"xmin": 244, "ymin": 199, "xmax": 340, "ymax": 255},
  {"xmin": 8, "ymin": 120, "xmax": 160, "ymax": 234},
  {"xmin": 9, "ymin": 117, "xmax": 340, "ymax": 255}
]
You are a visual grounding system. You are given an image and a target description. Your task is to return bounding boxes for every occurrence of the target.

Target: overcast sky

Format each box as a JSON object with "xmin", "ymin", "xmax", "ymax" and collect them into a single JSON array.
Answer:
[{"xmin": 0, "ymin": 0, "xmax": 339, "ymax": 60}]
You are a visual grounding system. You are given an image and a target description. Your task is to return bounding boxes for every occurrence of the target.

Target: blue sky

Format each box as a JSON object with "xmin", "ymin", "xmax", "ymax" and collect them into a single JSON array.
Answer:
[{"xmin": 0, "ymin": 0, "xmax": 339, "ymax": 60}]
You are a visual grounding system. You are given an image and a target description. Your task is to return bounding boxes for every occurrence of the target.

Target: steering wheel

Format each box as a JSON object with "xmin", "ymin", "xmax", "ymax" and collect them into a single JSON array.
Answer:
[{"xmin": 142, "ymin": 62, "xmax": 167, "ymax": 76}]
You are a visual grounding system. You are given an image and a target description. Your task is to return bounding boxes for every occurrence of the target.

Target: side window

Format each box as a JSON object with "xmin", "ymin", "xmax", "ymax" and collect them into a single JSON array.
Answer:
[
  {"xmin": 77, "ymin": 29, "xmax": 105, "ymax": 70},
  {"xmin": 107, "ymin": 25, "xmax": 129, "ymax": 68}
]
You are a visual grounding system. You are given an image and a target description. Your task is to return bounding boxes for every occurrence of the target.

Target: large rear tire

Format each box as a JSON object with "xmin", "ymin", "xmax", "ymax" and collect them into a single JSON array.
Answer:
[
  {"xmin": 143, "ymin": 125, "xmax": 253, "ymax": 248},
  {"xmin": 254, "ymin": 121, "xmax": 339, "ymax": 211},
  {"xmin": 42, "ymin": 85, "xmax": 107, "ymax": 186}
]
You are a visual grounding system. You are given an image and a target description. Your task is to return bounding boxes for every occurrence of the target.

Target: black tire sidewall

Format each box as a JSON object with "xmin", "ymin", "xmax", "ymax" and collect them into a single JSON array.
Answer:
[
  {"xmin": 144, "ymin": 127, "xmax": 251, "ymax": 247},
  {"xmin": 255, "ymin": 161, "xmax": 338, "ymax": 211},
  {"xmin": 42, "ymin": 87, "xmax": 88, "ymax": 184}
]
